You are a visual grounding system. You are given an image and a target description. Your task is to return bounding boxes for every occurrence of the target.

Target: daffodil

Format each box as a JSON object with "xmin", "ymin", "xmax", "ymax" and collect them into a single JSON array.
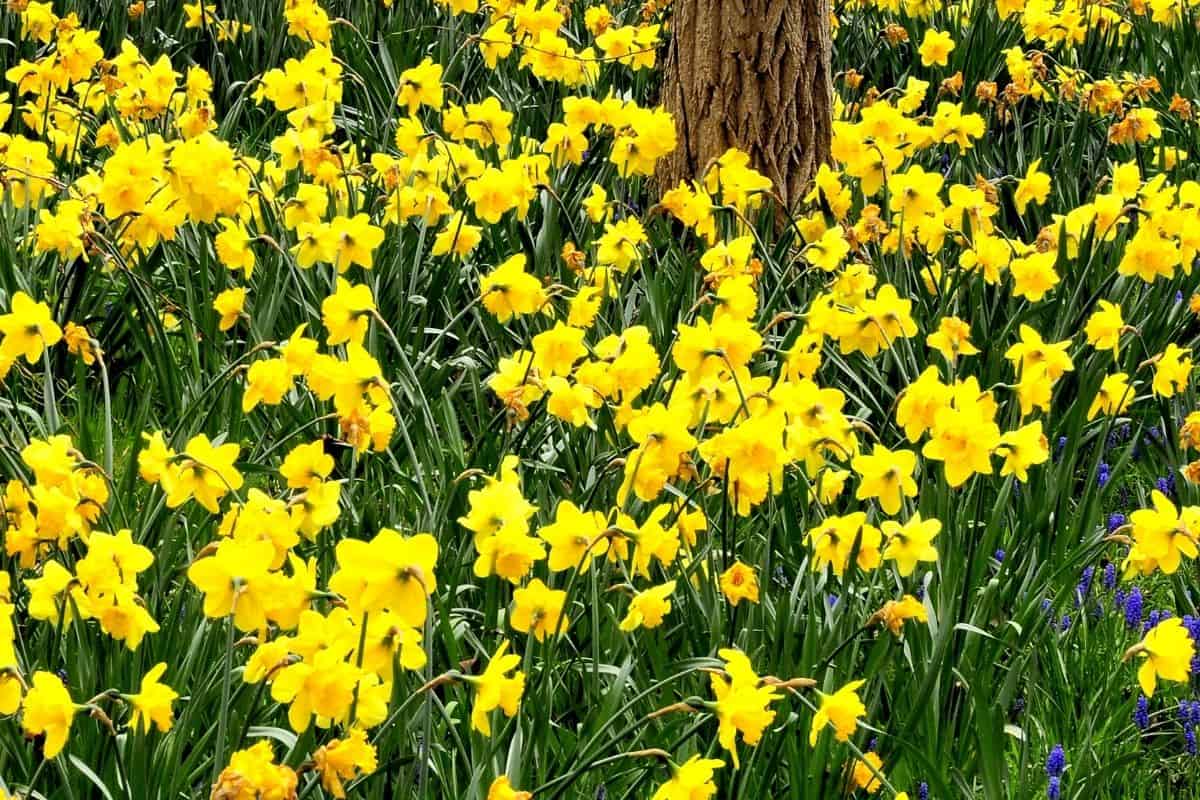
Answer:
[
  {"xmin": 127, "ymin": 663, "xmax": 178, "ymax": 733},
  {"xmin": 851, "ymin": 444, "xmax": 918, "ymax": 515},
  {"xmin": 710, "ymin": 649, "xmax": 780, "ymax": 768},
  {"xmin": 619, "ymin": 581, "xmax": 677, "ymax": 632},
  {"xmin": 469, "ymin": 640, "xmax": 525, "ymax": 736},
  {"xmin": 1126, "ymin": 617, "xmax": 1195, "ymax": 696},
  {"xmin": 21, "ymin": 671, "xmax": 78, "ymax": 758},
  {"xmin": 881, "ymin": 513, "xmax": 941, "ymax": 576},
  {"xmin": 510, "ymin": 578, "xmax": 568, "ymax": 641},
  {"xmin": 809, "ymin": 679, "xmax": 866, "ymax": 746}
]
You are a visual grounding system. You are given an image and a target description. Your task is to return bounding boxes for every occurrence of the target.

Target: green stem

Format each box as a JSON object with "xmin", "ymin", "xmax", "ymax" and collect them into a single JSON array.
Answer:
[
  {"xmin": 43, "ymin": 348, "xmax": 59, "ymax": 431},
  {"xmin": 96, "ymin": 348, "xmax": 114, "ymax": 477},
  {"xmin": 211, "ymin": 605, "xmax": 238, "ymax": 788}
]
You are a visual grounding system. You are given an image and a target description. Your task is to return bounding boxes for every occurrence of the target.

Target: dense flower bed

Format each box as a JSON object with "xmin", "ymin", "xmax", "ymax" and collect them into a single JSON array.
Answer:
[{"xmin": 0, "ymin": 0, "xmax": 1199, "ymax": 797}]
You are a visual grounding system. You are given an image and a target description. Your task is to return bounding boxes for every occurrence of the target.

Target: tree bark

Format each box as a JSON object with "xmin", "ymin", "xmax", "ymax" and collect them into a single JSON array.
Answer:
[{"xmin": 662, "ymin": 0, "xmax": 833, "ymax": 210}]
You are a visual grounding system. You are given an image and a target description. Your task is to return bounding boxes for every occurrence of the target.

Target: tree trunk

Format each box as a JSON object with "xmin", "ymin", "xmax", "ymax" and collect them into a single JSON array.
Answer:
[{"xmin": 662, "ymin": 0, "xmax": 833, "ymax": 210}]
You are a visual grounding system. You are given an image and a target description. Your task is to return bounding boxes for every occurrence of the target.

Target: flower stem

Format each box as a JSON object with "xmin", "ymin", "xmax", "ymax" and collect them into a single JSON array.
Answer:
[{"xmin": 211, "ymin": 606, "xmax": 238, "ymax": 788}]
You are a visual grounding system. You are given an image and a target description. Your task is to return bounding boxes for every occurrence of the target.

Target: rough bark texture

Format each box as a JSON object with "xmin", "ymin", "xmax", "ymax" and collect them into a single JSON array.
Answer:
[{"xmin": 662, "ymin": 0, "xmax": 833, "ymax": 210}]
